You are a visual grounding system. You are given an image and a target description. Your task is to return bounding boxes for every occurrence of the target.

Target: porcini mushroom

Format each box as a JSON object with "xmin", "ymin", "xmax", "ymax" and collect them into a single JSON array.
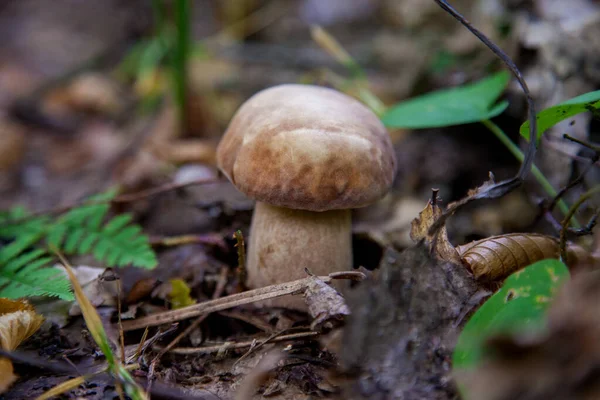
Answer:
[{"xmin": 217, "ymin": 84, "xmax": 396, "ymax": 308}]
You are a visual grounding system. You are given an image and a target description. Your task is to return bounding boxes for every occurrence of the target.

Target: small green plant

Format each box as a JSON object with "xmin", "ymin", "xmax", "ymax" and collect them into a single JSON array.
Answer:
[
  {"xmin": 452, "ymin": 259, "xmax": 569, "ymax": 399},
  {"xmin": 37, "ymin": 256, "xmax": 148, "ymax": 400},
  {"xmin": 382, "ymin": 73, "xmax": 600, "ymax": 227},
  {"xmin": 453, "ymin": 259, "xmax": 569, "ymax": 369},
  {"xmin": 520, "ymin": 90, "xmax": 600, "ymax": 141},
  {"xmin": 0, "ymin": 190, "xmax": 157, "ymax": 301},
  {"xmin": 117, "ymin": 0, "xmax": 197, "ymax": 122}
]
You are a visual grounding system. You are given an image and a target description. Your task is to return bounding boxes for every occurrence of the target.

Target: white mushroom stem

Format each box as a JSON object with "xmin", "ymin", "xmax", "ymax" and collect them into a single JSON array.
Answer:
[{"xmin": 247, "ymin": 202, "xmax": 352, "ymax": 309}]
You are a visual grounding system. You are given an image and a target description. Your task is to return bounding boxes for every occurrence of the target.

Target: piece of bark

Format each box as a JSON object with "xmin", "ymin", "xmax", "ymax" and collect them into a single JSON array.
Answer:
[{"xmin": 339, "ymin": 243, "xmax": 479, "ymax": 400}]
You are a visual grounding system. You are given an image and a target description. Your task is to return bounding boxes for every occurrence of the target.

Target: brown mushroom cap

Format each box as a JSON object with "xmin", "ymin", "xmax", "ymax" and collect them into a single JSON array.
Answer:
[{"xmin": 217, "ymin": 84, "xmax": 396, "ymax": 212}]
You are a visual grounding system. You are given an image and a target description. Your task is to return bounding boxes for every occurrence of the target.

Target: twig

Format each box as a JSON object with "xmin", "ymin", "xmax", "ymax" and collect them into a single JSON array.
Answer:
[
  {"xmin": 126, "ymin": 325, "xmax": 179, "ymax": 364},
  {"xmin": 233, "ymin": 328, "xmax": 306, "ymax": 368},
  {"xmin": 0, "ymin": 178, "xmax": 222, "ymax": 227},
  {"xmin": 434, "ymin": 0, "xmax": 537, "ymax": 180},
  {"xmin": 121, "ymin": 271, "xmax": 365, "ymax": 331},
  {"xmin": 149, "ymin": 233, "xmax": 226, "ymax": 250},
  {"xmin": 112, "ymin": 178, "xmax": 222, "ymax": 203},
  {"xmin": 546, "ymin": 153, "xmax": 599, "ymax": 215},
  {"xmin": 154, "ymin": 268, "xmax": 228, "ymax": 359},
  {"xmin": 160, "ymin": 331, "xmax": 319, "ymax": 355},
  {"xmin": 564, "ymin": 134, "xmax": 600, "ymax": 153},
  {"xmin": 147, "ymin": 267, "xmax": 229, "ymax": 393},
  {"xmin": 570, "ymin": 212, "xmax": 599, "ymax": 236},
  {"xmin": 116, "ymin": 275, "xmax": 125, "ymax": 363},
  {"xmin": 544, "ymin": 135, "xmax": 599, "ymax": 164},
  {"xmin": 559, "ymin": 186, "xmax": 600, "ymax": 261},
  {"xmin": 233, "ymin": 230, "xmax": 247, "ymax": 290},
  {"xmin": 428, "ymin": 0, "xmax": 538, "ymax": 235}
]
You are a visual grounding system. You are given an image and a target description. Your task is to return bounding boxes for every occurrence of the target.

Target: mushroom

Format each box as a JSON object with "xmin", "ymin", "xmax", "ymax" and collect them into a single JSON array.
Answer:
[{"xmin": 217, "ymin": 84, "xmax": 396, "ymax": 308}]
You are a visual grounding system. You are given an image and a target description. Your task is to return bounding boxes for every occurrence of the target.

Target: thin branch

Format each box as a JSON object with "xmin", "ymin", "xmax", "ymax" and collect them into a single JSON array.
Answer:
[
  {"xmin": 0, "ymin": 178, "xmax": 223, "ymax": 227},
  {"xmin": 112, "ymin": 178, "xmax": 222, "ymax": 203},
  {"xmin": 147, "ymin": 267, "xmax": 229, "ymax": 394},
  {"xmin": 120, "ymin": 271, "xmax": 365, "ymax": 331},
  {"xmin": 564, "ymin": 134, "xmax": 600, "ymax": 153},
  {"xmin": 159, "ymin": 331, "xmax": 319, "ymax": 355},
  {"xmin": 547, "ymin": 153, "xmax": 599, "ymax": 214},
  {"xmin": 560, "ymin": 186, "xmax": 600, "ymax": 261},
  {"xmin": 434, "ymin": 0, "xmax": 537, "ymax": 180},
  {"xmin": 428, "ymin": 0, "xmax": 538, "ymax": 236},
  {"xmin": 233, "ymin": 230, "xmax": 247, "ymax": 290}
]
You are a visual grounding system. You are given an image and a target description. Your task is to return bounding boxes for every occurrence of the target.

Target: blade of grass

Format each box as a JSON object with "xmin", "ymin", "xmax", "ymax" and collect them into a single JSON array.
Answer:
[
  {"xmin": 55, "ymin": 251, "xmax": 148, "ymax": 400},
  {"xmin": 172, "ymin": 0, "xmax": 190, "ymax": 131}
]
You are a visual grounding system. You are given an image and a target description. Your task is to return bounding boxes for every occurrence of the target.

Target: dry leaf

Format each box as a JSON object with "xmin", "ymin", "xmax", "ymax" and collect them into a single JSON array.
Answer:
[
  {"xmin": 0, "ymin": 298, "xmax": 44, "ymax": 394},
  {"xmin": 303, "ymin": 275, "xmax": 350, "ymax": 331},
  {"xmin": 410, "ymin": 192, "xmax": 462, "ymax": 265},
  {"xmin": 0, "ymin": 357, "xmax": 17, "ymax": 394},
  {"xmin": 0, "ymin": 299, "xmax": 44, "ymax": 351},
  {"xmin": 457, "ymin": 233, "xmax": 595, "ymax": 281}
]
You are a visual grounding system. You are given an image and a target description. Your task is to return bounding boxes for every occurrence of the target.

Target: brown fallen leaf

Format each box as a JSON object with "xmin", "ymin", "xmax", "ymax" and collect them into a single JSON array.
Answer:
[
  {"xmin": 0, "ymin": 298, "xmax": 44, "ymax": 394},
  {"xmin": 410, "ymin": 190, "xmax": 462, "ymax": 265},
  {"xmin": 303, "ymin": 274, "xmax": 350, "ymax": 332},
  {"xmin": 411, "ymin": 189, "xmax": 597, "ymax": 282},
  {"xmin": 456, "ymin": 233, "xmax": 595, "ymax": 281}
]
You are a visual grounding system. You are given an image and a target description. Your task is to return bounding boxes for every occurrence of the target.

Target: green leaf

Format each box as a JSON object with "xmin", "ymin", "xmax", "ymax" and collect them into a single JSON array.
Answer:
[
  {"xmin": 520, "ymin": 90, "xmax": 600, "ymax": 141},
  {"xmin": 0, "ymin": 242, "xmax": 73, "ymax": 300},
  {"xmin": 0, "ymin": 188, "xmax": 157, "ymax": 300},
  {"xmin": 382, "ymin": 71, "xmax": 510, "ymax": 128},
  {"xmin": 453, "ymin": 259, "xmax": 569, "ymax": 370}
]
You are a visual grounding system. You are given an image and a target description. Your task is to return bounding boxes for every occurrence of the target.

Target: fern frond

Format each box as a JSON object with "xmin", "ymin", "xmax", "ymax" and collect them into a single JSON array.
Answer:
[
  {"xmin": 0, "ymin": 207, "xmax": 48, "ymax": 239},
  {"xmin": 46, "ymin": 191, "xmax": 157, "ymax": 269},
  {"xmin": 0, "ymin": 235, "xmax": 73, "ymax": 300},
  {"xmin": 0, "ymin": 188, "xmax": 156, "ymax": 300}
]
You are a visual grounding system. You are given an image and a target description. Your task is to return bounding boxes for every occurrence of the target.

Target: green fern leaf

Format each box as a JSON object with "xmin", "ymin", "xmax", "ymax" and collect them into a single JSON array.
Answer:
[
  {"xmin": 0, "ymin": 236, "xmax": 73, "ymax": 300},
  {"xmin": 0, "ymin": 208, "xmax": 48, "ymax": 239},
  {"xmin": 1, "ymin": 188, "xmax": 156, "ymax": 301}
]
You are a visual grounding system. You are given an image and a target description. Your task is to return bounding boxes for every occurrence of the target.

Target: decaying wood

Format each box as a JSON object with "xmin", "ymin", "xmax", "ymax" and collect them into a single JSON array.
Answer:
[
  {"xmin": 456, "ymin": 233, "xmax": 593, "ymax": 281},
  {"xmin": 339, "ymin": 244, "xmax": 479, "ymax": 400}
]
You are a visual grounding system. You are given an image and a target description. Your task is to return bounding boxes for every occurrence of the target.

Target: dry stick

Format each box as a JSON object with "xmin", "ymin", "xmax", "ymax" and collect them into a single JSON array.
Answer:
[
  {"xmin": 545, "ymin": 134, "xmax": 600, "ymax": 236},
  {"xmin": 233, "ymin": 230, "xmax": 247, "ymax": 289},
  {"xmin": 116, "ymin": 277, "xmax": 126, "ymax": 363},
  {"xmin": 149, "ymin": 233, "xmax": 226, "ymax": 249},
  {"xmin": 163, "ymin": 331, "xmax": 319, "ymax": 355},
  {"xmin": 564, "ymin": 133, "xmax": 600, "ymax": 153},
  {"xmin": 546, "ymin": 153, "xmax": 599, "ymax": 216},
  {"xmin": 146, "ymin": 267, "xmax": 229, "ymax": 395},
  {"xmin": 429, "ymin": 0, "xmax": 538, "ymax": 235},
  {"xmin": 544, "ymin": 135, "xmax": 595, "ymax": 164},
  {"xmin": 121, "ymin": 272, "xmax": 365, "ymax": 331},
  {"xmin": 559, "ymin": 186, "xmax": 600, "ymax": 261},
  {"xmin": 233, "ymin": 328, "xmax": 305, "ymax": 368},
  {"xmin": 0, "ymin": 178, "xmax": 224, "ymax": 227},
  {"xmin": 112, "ymin": 178, "xmax": 222, "ymax": 203},
  {"xmin": 154, "ymin": 268, "xmax": 228, "ymax": 360}
]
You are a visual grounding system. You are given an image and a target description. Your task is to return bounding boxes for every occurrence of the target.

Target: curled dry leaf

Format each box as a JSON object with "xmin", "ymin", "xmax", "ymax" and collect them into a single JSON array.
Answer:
[
  {"xmin": 410, "ymin": 191, "xmax": 462, "ymax": 265},
  {"xmin": 412, "ymin": 189, "xmax": 596, "ymax": 282},
  {"xmin": 0, "ymin": 299, "xmax": 44, "ymax": 351},
  {"xmin": 303, "ymin": 274, "xmax": 350, "ymax": 331},
  {"xmin": 0, "ymin": 298, "xmax": 44, "ymax": 394},
  {"xmin": 456, "ymin": 233, "xmax": 594, "ymax": 281}
]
